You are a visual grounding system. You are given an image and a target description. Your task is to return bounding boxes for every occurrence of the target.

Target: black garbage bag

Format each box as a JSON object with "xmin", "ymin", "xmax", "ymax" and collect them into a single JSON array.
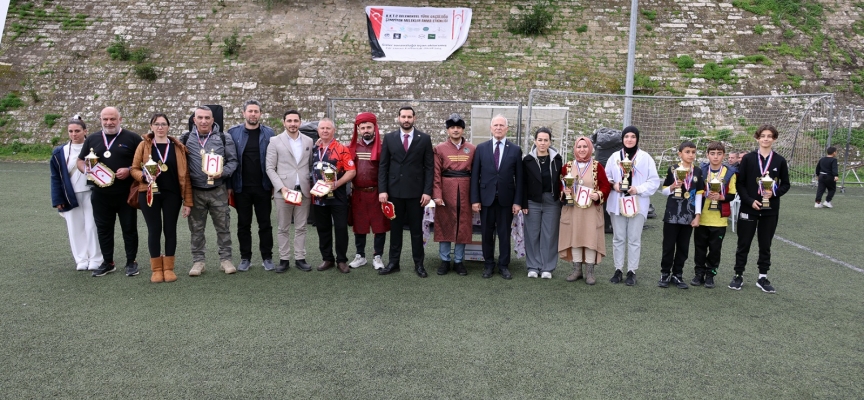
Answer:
[
  {"xmin": 590, "ymin": 127, "xmax": 623, "ymax": 166},
  {"xmin": 300, "ymin": 121, "xmax": 319, "ymax": 142}
]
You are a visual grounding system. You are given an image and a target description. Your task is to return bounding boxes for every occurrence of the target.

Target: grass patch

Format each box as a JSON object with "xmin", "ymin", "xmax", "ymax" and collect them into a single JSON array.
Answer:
[
  {"xmin": 754, "ymin": 24, "xmax": 766, "ymax": 34},
  {"xmin": 671, "ymin": 54, "xmax": 695, "ymax": 71},
  {"xmin": 507, "ymin": 0, "xmax": 555, "ymax": 36},
  {"xmin": 575, "ymin": 24, "xmax": 587, "ymax": 33},
  {"xmin": 640, "ymin": 9, "xmax": 657, "ymax": 21},
  {"xmin": 43, "ymin": 113, "xmax": 62, "ymax": 128},
  {"xmin": 732, "ymin": 0, "xmax": 823, "ymax": 35},
  {"xmin": 222, "ymin": 29, "xmax": 243, "ymax": 58},
  {"xmin": 739, "ymin": 54, "xmax": 773, "ymax": 65},
  {"xmin": 2, "ymin": 163, "xmax": 862, "ymax": 397},
  {"xmin": 7, "ymin": 1, "xmax": 91, "ymax": 40},
  {"xmin": 133, "ymin": 63, "xmax": 159, "ymax": 81},
  {"xmin": 698, "ymin": 62, "xmax": 738, "ymax": 84}
]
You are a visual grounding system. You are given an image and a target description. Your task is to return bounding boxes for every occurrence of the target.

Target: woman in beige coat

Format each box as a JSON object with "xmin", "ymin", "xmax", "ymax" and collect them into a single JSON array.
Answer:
[{"xmin": 558, "ymin": 137, "xmax": 611, "ymax": 284}]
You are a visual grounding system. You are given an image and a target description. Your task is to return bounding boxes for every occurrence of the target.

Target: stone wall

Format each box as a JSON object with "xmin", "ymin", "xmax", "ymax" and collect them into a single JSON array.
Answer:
[{"xmin": 0, "ymin": 0, "xmax": 861, "ymax": 144}]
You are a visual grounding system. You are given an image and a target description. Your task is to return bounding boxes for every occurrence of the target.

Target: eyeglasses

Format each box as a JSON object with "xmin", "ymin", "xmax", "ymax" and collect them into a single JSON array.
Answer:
[{"xmin": 151, "ymin": 123, "xmax": 169, "ymax": 127}]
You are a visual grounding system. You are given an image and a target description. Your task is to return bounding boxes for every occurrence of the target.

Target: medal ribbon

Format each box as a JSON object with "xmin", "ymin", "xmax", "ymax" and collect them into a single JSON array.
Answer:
[
  {"xmin": 574, "ymin": 161, "xmax": 590, "ymax": 186},
  {"xmin": 710, "ymin": 168, "xmax": 726, "ymax": 196},
  {"xmin": 102, "ymin": 130, "xmax": 120, "ymax": 153},
  {"xmin": 681, "ymin": 165, "xmax": 693, "ymax": 193},
  {"xmin": 757, "ymin": 151, "xmax": 776, "ymax": 195},
  {"xmin": 154, "ymin": 141, "xmax": 170, "ymax": 167},
  {"xmin": 195, "ymin": 130, "xmax": 210, "ymax": 150}
]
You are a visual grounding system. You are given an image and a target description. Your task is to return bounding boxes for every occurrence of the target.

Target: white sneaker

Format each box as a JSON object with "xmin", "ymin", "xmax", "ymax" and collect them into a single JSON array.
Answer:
[
  {"xmin": 349, "ymin": 254, "xmax": 367, "ymax": 268},
  {"xmin": 372, "ymin": 255, "xmax": 385, "ymax": 270},
  {"xmin": 814, "ymin": 202, "xmax": 823, "ymax": 208},
  {"xmin": 527, "ymin": 270, "xmax": 538, "ymax": 278},
  {"xmin": 823, "ymin": 201, "xmax": 833, "ymax": 208},
  {"xmin": 541, "ymin": 271, "xmax": 552, "ymax": 279}
]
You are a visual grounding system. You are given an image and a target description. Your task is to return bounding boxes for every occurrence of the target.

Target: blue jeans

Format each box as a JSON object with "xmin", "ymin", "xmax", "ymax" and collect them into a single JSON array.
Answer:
[{"xmin": 439, "ymin": 242, "xmax": 465, "ymax": 263}]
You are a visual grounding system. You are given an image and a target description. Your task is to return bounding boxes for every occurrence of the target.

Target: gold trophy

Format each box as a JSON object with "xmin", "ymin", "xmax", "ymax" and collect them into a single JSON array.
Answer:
[
  {"xmin": 143, "ymin": 155, "xmax": 160, "ymax": 193},
  {"xmin": 619, "ymin": 153, "xmax": 633, "ymax": 192},
  {"xmin": 323, "ymin": 165, "xmax": 337, "ymax": 198},
  {"xmin": 202, "ymin": 149, "xmax": 224, "ymax": 185},
  {"xmin": 708, "ymin": 176, "xmax": 722, "ymax": 210},
  {"xmin": 674, "ymin": 165, "xmax": 689, "ymax": 199},
  {"xmin": 760, "ymin": 173, "xmax": 774, "ymax": 210},
  {"xmin": 563, "ymin": 163, "xmax": 575, "ymax": 206},
  {"xmin": 84, "ymin": 148, "xmax": 99, "ymax": 180}
]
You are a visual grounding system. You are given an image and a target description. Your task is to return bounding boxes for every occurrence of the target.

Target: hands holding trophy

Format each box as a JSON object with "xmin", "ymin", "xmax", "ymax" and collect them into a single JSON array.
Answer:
[
  {"xmin": 143, "ymin": 155, "xmax": 160, "ymax": 193},
  {"xmin": 759, "ymin": 172, "xmax": 774, "ymax": 210},
  {"xmin": 202, "ymin": 149, "xmax": 224, "ymax": 185},
  {"xmin": 708, "ymin": 176, "xmax": 722, "ymax": 210},
  {"xmin": 618, "ymin": 153, "xmax": 633, "ymax": 192},
  {"xmin": 562, "ymin": 163, "xmax": 575, "ymax": 206},
  {"xmin": 84, "ymin": 148, "xmax": 99, "ymax": 179},
  {"xmin": 674, "ymin": 165, "xmax": 689, "ymax": 198},
  {"xmin": 323, "ymin": 165, "xmax": 336, "ymax": 198}
]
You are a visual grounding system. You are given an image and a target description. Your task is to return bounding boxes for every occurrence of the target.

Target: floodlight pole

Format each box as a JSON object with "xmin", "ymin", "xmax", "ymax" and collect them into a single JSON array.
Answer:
[{"xmin": 623, "ymin": 0, "xmax": 638, "ymax": 128}]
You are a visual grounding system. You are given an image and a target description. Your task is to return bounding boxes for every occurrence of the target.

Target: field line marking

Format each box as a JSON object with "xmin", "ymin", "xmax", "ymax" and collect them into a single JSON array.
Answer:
[{"xmin": 775, "ymin": 235, "xmax": 864, "ymax": 273}]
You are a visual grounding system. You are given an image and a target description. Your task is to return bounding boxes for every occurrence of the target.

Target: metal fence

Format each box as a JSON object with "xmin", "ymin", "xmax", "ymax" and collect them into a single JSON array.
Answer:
[
  {"xmin": 834, "ymin": 107, "xmax": 864, "ymax": 189},
  {"xmin": 325, "ymin": 98, "xmax": 522, "ymax": 145},
  {"xmin": 526, "ymin": 90, "xmax": 836, "ymax": 185}
]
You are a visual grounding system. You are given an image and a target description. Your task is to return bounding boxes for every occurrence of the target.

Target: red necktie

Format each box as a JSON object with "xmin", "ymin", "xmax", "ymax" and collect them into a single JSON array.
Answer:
[
  {"xmin": 403, "ymin": 134, "xmax": 409, "ymax": 151},
  {"xmin": 494, "ymin": 141, "xmax": 501, "ymax": 171}
]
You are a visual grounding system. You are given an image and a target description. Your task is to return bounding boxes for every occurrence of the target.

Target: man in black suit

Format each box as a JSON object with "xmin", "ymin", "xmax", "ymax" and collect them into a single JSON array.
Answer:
[
  {"xmin": 378, "ymin": 106, "xmax": 434, "ymax": 277},
  {"xmin": 470, "ymin": 115, "xmax": 523, "ymax": 279}
]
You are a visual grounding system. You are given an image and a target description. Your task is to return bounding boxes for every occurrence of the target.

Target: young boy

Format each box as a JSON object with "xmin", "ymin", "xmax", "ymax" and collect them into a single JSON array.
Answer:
[
  {"xmin": 814, "ymin": 146, "xmax": 839, "ymax": 208},
  {"xmin": 658, "ymin": 141, "xmax": 704, "ymax": 289},
  {"xmin": 691, "ymin": 142, "xmax": 737, "ymax": 288},
  {"xmin": 730, "ymin": 125, "xmax": 790, "ymax": 293}
]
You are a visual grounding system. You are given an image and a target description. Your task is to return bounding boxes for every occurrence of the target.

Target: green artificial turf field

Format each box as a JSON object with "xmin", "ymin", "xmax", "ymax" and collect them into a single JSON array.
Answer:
[{"xmin": 1, "ymin": 162, "xmax": 862, "ymax": 398}]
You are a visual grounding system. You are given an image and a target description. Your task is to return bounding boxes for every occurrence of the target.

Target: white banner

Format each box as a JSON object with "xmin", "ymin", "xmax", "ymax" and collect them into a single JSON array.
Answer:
[{"xmin": 365, "ymin": 6, "xmax": 472, "ymax": 62}]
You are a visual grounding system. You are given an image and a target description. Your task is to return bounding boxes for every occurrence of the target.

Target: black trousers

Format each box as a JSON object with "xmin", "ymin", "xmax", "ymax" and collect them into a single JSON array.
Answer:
[
  {"xmin": 235, "ymin": 186, "xmax": 273, "ymax": 260},
  {"xmin": 660, "ymin": 223, "xmax": 693, "ymax": 275},
  {"xmin": 480, "ymin": 201, "xmax": 514, "ymax": 268},
  {"xmin": 355, "ymin": 233, "xmax": 386, "ymax": 257},
  {"xmin": 388, "ymin": 197, "xmax": 425, "ymax": 266},
  {"xmin": 693, "ymin": 225, "xmax": 726, "ymax": 275},
  {"xmin": 815, "ymin": 175, "xmax": 836, "ymax": 203},
  {"xmin": 734, "ymin": 213, "xmax": 778, "ymax": 275},
  {"xmin": 91, "ymin": 189, "xmax": 138, "ymax": 265},
  {"xmin": 314, "ymin": 204, "xmax": 349, "ymax": 263},
  {"xmin": 139, "ymin": 191, "xmax": 182, "ymax": 258}
]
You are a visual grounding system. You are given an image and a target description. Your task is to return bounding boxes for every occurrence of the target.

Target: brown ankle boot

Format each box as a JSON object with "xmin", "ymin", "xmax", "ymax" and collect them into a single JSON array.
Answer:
[
  {"xmin": 585, "ymin": 263, "xmax": 596, "ymax": 285},
  {"xmin": 162, "ymin": 255, "xmax": 177, "ymax": 282},
  {"xmin": 566, "ymin": 262, "xmax": 583, "ymax": 282},
  {"xmin": 150, "ymin": 257, "xmax": 164, "ymax": 283}
]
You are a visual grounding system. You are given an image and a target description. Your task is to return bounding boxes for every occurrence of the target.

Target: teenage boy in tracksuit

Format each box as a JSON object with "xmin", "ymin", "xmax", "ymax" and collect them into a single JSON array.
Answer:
[
  {"xmin": 691, "ymin": 141, "xmax": 737, "ymax": 288},
  {"xmin": 814, "ymin": 146, "xmax": 838, "ymax": 208},
  {"xmin": 729, "ymin": 125, "xmax": 790, "ymax": 294}
]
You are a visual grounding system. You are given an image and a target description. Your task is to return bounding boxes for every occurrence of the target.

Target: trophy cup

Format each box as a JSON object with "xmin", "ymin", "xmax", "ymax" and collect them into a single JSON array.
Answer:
[
  {"xmin": 760, "ymin": 173, "xmax": 774, "ymax": 210},
  {"xmin": 619, "ymin": 153, "xmax": 633, "ymax": 192},
  {"xmin": 143, "ymin": 155, "xmax": 160, "ymax": 193},
  {"xmin": 84, "ymin": 148, "xmax": 99, "ymax": 180},
  {"xmin": 708, "ymin": 176, "xmax": 722, "ymax": 210},
  {"xmin": 563, "ymin": 165, "xmax": 575, "ymax": 206},
  {"xmin": 323, "ymin": 165, "xmax": 336, "ymax": 198},
  {"xmin": 202, "ymin": 149, "xmax": 224, "ymax": 185},
  {"xmin": 674, "ymin": 165, "xmax": 689, "ymax": 198}
]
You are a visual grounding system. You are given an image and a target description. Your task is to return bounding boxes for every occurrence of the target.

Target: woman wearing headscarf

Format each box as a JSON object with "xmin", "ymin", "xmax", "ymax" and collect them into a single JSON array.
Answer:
[
  {"xmin": 50, "ymin": 116, "xmax": 104, "ymax": 270},
  {"xmin": 558, "ymin": 136, "xmax": 611, "ymax": 284},
  {"xmin": 131, "ymin": 113, "xmax": 193, "ymax": 283},
  {"xmin": 604, "ymin": 126, "xmax": 661, "ymax": 286},
  {"xmin": 521, "ymin": 127, "xmax": 563, "ymax": 279}
]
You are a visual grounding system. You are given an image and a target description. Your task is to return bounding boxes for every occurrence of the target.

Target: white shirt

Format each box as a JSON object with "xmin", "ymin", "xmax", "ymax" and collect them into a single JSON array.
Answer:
[
  {"xmin": 287, "ymin": 133, "xmax": 304, "ymax": 187},
  {"xmin": 400, "ymin": 128, "xmax": 414, "ymax": 149},
  {"xmin": 492, "ymin": 139, "xmax": 505, "ymax": 167},
  {"xmin": 66, "ymin": 142, "xmax": 88, "ymax": 192}
]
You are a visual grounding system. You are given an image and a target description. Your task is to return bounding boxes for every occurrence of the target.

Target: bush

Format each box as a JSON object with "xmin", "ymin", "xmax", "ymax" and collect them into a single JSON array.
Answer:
[
  {"xmin": 44, "ymin": 113, "xmax": 63, "ymax": 128},
  {"xmin": 222, "ymin": 29, "xmax": 242, "ymax": 58},
  {"xmin": 0, "ymin": 93, "xmax": 25, "ymax": 113},
  {"xmin": 641, "ymin": 9, "xmax": 657, "ymax": 21},
  {"xmin": 699, "ymin": 62, "xmax": 737, "ymax": 83},
  {"xmin": 129, "ymin": 48, "xmax": 150, "ymax": 63},
  {"xmin": 672, "ymin": 55, "xmax": 695, "ymax": 71},
  {"xmin": 575, "ymin": 24, "xmax": 587, "ymax": 33},
  {"xmin": 507, "ymin": 1, "xmax": 554, "ymax": 36},
  {"xmin": 740, "ymin": 54, "xmax": 773, "ymax": 65},
  {"xmin": 107, "ymin": 35, "xmax": 130, "ymax": 61},
  {"xmin": 134, "ymin": 63, "xmax": 159, "ymax": 81},
  {"xmin": 754, "ymin": 24, "xmax": 765, "ymax": 34}
]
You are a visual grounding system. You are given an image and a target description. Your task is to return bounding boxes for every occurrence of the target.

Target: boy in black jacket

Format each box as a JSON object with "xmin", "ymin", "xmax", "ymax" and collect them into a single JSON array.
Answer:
[
  {"xmin": 814, "ymin": 146, "xmax": 838, "ymax": 208},
  {"xmin": 658, "ymin": 141, "xmax": 704, "ymax": 289},
  {"xmin": 729, "ymin": 125, "xmax": 790, "ymax": 293}
]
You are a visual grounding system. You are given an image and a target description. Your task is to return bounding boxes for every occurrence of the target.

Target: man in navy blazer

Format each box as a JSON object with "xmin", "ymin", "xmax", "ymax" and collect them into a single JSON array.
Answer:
[
  {"xmin": 470, "ymin": 115, "xmax": 523, "ymax": 279},
  {"xmin": 226, "ymin": 100, "xmax": 276, "ymax": 272},
  {"xmin": 378, "ymin": 106, "xmax": 434, "ymax": 277}
]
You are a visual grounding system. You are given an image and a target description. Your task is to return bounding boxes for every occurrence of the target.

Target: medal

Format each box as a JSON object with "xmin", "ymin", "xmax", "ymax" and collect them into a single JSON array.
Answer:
[
  {"xmin": 160, "ymin": 163, "xmax": 168, "ymax": 172},
  {"xmin": 684, "ymin": 191, "xmax": 690, "ymax": 199},
  {"xmin": 153, "ymin": 140, "xmax": 171, "ymax": 173},
  {"xmin": 200, "ymin": 149, "xmax": 206, "ymax": 156},
  {"xmin": 578, "ymin": 179, "xmax": 584, "ymax": 185},
  {"xmin": 101, "ymin": 130, "xmax": 120, "ymax": 160}
]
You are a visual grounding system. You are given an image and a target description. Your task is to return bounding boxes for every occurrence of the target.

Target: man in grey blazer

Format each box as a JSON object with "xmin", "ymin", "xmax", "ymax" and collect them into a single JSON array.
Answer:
[{"xmin": 266, "ymin": 110, "xmax": 314, "ymax": 273}]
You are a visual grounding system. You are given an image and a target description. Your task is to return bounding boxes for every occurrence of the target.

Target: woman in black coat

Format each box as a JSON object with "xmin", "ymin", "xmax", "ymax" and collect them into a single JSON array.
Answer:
[{"xmin": 521, "ymin": 127, "xmax": 563, "ymax": 279}]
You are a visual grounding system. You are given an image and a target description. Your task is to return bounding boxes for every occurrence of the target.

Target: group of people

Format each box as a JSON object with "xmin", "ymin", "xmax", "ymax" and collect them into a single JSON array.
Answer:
[{"xmin": 49, "ymin": 102, "xmax": 790, "ymax": 293}]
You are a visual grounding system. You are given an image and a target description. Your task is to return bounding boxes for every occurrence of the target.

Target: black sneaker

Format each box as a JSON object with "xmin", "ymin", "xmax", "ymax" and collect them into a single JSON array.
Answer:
[
  {"xmin": 437, "ymin": 261, "xmax": 450, "ymax": 275},
  {"xmin": 657, "ymin": 273, "xmax": 670, "ymax": 288},
  {"xmin": 704, "ymin": 274, "xmax": 715, "ymax": 288},
  {"xmin": 671, "ymin": 274, "xmax": 689, "ymax": 289},
  {"xmin": 610, "ymin": 269, "xmax": 623, "ymax": 284},
  {"xmin": 625, "ymin": 271, "xmax": 636, "ymax": 286},
  {"xmin": 728, "ymin": 275, "xmax": 743, "ymax": 290},
  {"xmin": 124, "ymin": 261, "xmax": 139, "ymax": 276},
  {"xmin": 691, "ymin": 273, "xmax": 704, "ymax": 286},
  {"xmin": 756, "ymin": 277, "xmax": 776, "ymax": 293},
  {"xmin": 91, "ymin": 262, "xmax": 116, "ymax": 277}
]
